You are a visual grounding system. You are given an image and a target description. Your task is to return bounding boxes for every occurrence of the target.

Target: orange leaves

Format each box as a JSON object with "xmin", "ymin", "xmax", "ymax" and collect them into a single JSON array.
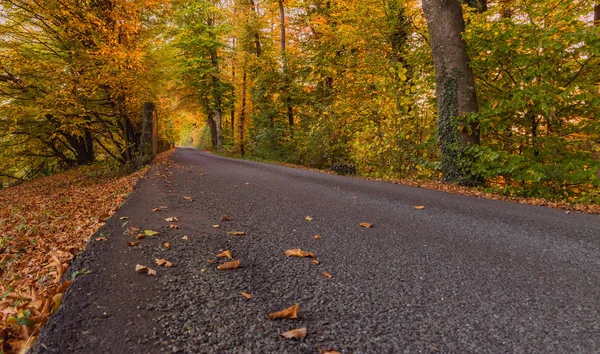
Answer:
[
  {"xmin": 305, "ymin": 216, "xmax": 313, "ymax": 221},
  {"xmin": 163, "ymin": 242, "xmax": 170, "ymax": 249},
  {"xmin": 217, "ymin": 260, "xmax": 240, "ymax": 270},
  {"xmin": 220, "ymin": 215, "xmax": 229, "ymax": 222},
  {"xmin": 241, "ymin": 292, "xmax": 252, "ymax": 299},
  {"xmin": 268, "ymin": 303, "xmax": 299, "ymax": 320},
  {"xmin": 216, "ymin": 250, "xmax": 233, "ymax": 259},
  {"xmin": 169, "ymin": 224, "xmax": 180, "ymax": 229},
  {"xmin": 127, "ymin": 241, "xmax": 141, "ymax": 246},
  {"xmin": 183, "ymin": 196, "xmax": 193, "ymax": 201},
  {"xmin": 312, "ymin": 260, "xmax": 320, "ymax": 265},
  {"xmin": 95, "ymin": 237, "xmax": 107, "ymax": 241},
  {"xmin": 323, "ymin": 272, "xmax": 332, "ymax": 279},
  {"xmin": 155, "ymin": 259, "xmax": 173, "ymax": 267},
  {"xmin": 414, "ymin": 205, "xmax": 425, "ymax": 210},
  {"xmin": 281, "ymin": 327, "xmax": 307, "ymax": 340},
  {"xmin": 164, "ymin": 216, "xmax": 179, "ymax": 222},
  {"xmin": 135, "ymin": 264, "xmax": 156, "ymax": 275},
  {"xmin": 359, "ymin": 222, "xmax": 373, "ymax": 228},
  {"xmin": 285, "ymin": 249, "xmax": 316, "ymax": 258},
  {"xmin": 314, "ymin": 235, "xmax": 321, "ymax": 239}
]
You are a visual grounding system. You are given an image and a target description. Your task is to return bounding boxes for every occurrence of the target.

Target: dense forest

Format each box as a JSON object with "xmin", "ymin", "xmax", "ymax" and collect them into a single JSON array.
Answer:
[{"xmin": 1, "ymin": 0, "xmax": 599, "ymax": 203}]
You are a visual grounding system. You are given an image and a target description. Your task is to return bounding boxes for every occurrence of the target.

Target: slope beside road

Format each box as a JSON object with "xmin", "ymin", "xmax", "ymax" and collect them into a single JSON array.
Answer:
[{"xmin": 34, "ymin": 147, "xmax": 600, "ymax": 353}]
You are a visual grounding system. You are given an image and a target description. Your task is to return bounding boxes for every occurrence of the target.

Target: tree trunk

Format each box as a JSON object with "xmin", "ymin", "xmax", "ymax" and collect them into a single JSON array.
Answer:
[
  {"xmin": 216, "ymin": 109, "xmax": 223, "ymax": 150},
  {"xmin": 595, "ymin": 2, "xmax": 600, "ymax": 25},
  {"xmin": 239, "ymin": 70, "xmax": 247, "ymax": 156},
  {"xmin": 422, "ymin": 0, "xmax": 480, "ymax": 183},
  {"xmin": 279, "ymin": 0, "xmax": 294, "ymax": 127}
]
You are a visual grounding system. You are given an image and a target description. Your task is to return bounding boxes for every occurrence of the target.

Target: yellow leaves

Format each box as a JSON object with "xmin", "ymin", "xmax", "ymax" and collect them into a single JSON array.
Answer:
[
  {"xmin": 414, "ymin": 206, "xmax": 425, "ymax": 210},
  {"xmin": 212, "ymin": 224, "xmax": 220, "ymax": 228},
  {"xmin": 268, "ymin": 303, "xmax": 299, "ymax": 320},
  {"xmin": 217, "ymin": 260, "xmax": 240, "ymax": 270},
  {"xmin": 135, "ymin": 264, "xmax": 156, "ymax": 276},
  {"xmin": 241, "ymin": 292, "xmax": 252, "ymax": 299},
  {"xmin": 227, "ymin": 231, "xmax": 245, "ymax": 236},
  {"xmin": 305, "ymin": 216, "xmax": 313, "ymax": 221},
  {"xmin": 285, "ymin": 249, "xmax": 316, "ymax": 258},
  {"xmin": 155, "ymin": 259, "xmax": 173, "ymax": 267},
  {"xmin": 281, "ymin": 327, "xmax": 307, "ymax": 340},
  {"xmin": 144, "ymin": 230, "xmax": 159, "ymax": 236},
  {"xmin": 216, "ymin": 250, "xmax": 233, "ymax": 259}
]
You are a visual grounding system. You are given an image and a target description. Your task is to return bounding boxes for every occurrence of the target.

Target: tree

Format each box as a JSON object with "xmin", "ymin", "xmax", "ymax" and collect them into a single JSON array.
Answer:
[{"xmin": 422, "ymin": 0, "xmax": 480, "ymax": 183}]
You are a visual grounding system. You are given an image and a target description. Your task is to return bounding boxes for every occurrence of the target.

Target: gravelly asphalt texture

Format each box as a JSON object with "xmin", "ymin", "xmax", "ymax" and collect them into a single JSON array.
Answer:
[{"xmin": 33, "ymin": 148, "xmax": 600, "ymax": 353}]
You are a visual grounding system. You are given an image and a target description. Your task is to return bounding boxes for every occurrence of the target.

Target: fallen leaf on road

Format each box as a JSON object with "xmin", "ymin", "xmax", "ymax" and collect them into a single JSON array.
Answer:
[
  {"xmin": 414, "ymin": 206, "xmax": 425, "ymax": 210},
  {"xmin": 129, "ymin": 226, "xmax": 140, "ymax": 235},
  {"xmin": 314, "ymin": 235, "xmax": 321, "ymax": 239},
  {"xmin": 233, "ymin": 185, "xmax": 240, "ymax": 188},
  {"xmin": 135, "ymin": 264, "xmax": 156, "ymax": 275},
  {"xmin": 95, "ymin": 237, "xmax": 107, "ymax": 241},
  {"xmin": 359, "ymin": 222, "xmax": 373, "ymax": 228},
  {"xmin": 217, "ymin": 250, "xmax": 233, "ymax": 259},
  {"xmin": 200, "ymin": 269, "xmax": 206, "ymax": 272},
  {"xmin": 135, "ymin": 234, "xmax": 147, "ymax": 240},
  {"xmin": 119, "ymin": 217, "xmax": 128, "ymax": 220},
  {"xmin": 218, "ymin": 259, "xmax": 240, "ymax": 270},
  {"xmin": 144, "ymin": 230, "xmax": 159, "ymax": 236},
  {"xmin": 227, "ymin": 231, "xmax": 245, "ymax": 236},
  {"xmin": 183, "ymin": 196, "xmax": 193, "ymax": 201},
  {"xmin": 155, "ymin": 259, "xmax": 173, "ymax": 267},
  {"xmin": 268, "ymin": 303, "xmax": 299, "ymax": 320},
  {"xmin": 305, "ymin": 216, "xmax": 313, "ymax": 221},
  {"xmin": 152, "ymin": 207, "xmax": 162, "ymax": 212},
  {"xmin": 165, "ymin": 217, "xmax": 179, "ymax": 222},
  {"xmin": 220, "ymin": 215, "xmax": 229, "ymax": 222},
  {"xmin": 319, "ymin": 348, "xmax": 341, "ymax": 354},
  {"xmin": 207, "ymin": 259, "xmax": 215, "ymax": 263},
  {"xmin": 169, "ymin": 224, "xmax": 180, "ymax": 229},
  {"xmin": 212, "ymin": 224, "xmax": 220, "ymax": 228},
  {"xmin": 182, "ymin": 235, "xmax": 189, "ymax": 241},
  {"xmin": 163, "ymin": 242, "xmax": 170, "ymax": 249},
  {"xmin": 285, "ymin": 249, "xmax": 316, "ymax": 258},
  {"xmin": 281, "ymin": 327, "xmax": 307, "ymax": 340},
  {"xmin": 127, "ymin": 241, "xmax": 141, "ymax": 246},
  {"xmin": 241, "ymin": 292, "xmax": 252, "ymax": 299},
  {"xmin": 323, "ymin": 271, "xmax": 332, "ymax": 279},
  {"xmin": 312, "ymin": 260, "xmax": 320, "ymax": 265}
]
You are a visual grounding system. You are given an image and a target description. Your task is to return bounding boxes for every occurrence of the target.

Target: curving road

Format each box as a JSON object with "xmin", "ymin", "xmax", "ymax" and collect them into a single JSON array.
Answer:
[{"xmin": 34, "ymin": 148, "xmax": 600, "ymax": 353}]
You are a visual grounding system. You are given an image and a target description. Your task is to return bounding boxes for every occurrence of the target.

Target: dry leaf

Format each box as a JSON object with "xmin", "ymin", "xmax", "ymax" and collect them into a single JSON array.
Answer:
[
  {"xmin": 359, "ymin": 222, "xmax": 373, "ymax": 228},
  {"xmin": 135, "ymin": 264, "xmax": 156, "ymax": 276},
  {"xmin": 152, "ymin": 207, "xmax": 161, "ymax": 212},
  {"xmin": 169, "ymin": 224, "xmax": 180, "ymax": 229},
  {"xmin": 128, "ymin": 226, "xmax": 140, "ymax": 235},
  {"xmin": 155, "ymin": 259, "xmax": 173, "ymax": 267},
  {"xmin": 127, "ymin": 241, "xmax": 141, "ymax": 246},
  {"xmin": 165, "ymin": 217, "xmax": 179, "ymax": 222},
  {"xmin": 212, "ymin": 224, "xmax": 220, "ymax": 228},
  {"xmin": 144, "ymin": 230, "xmax": 159, "ymax": 236},
  {"xmin": 233, "ymin": 185, "xmax": 240, "ymax": 188},
  {"xmin": 319, "ymin": 348, "xmax": 341, "ymax": 354},
  {"xmin": 305, "ymin": 216, "xmax": 313, "ymax": 221},
  {"xmin": 119, "ymin": 216, "xmax": 128, "ymax": 220},
  {"xmin": 285, "ymin": 248, "xmax": 316, "ymax": 258},
  {"xmin": 241, "ymin": 292, "xmax": 252, "ymax": 299},
  {"xmin": 312, "ymin": 260, "xmax": 320, "ymax": 265},
  {"xmin": 323, "ymin": 271, "xmax": 332, "ymax": 278},
  {"xmin": 163, "ymin": 242, "xmax": 170, "ymax": 249},
  {"xmin": 268, "ymin": 303, "xmax": 299, "ymax": 320},
  {"xmin": 183, "ymin": 196, "xmax": 193, "ymax": 201},
  {"xmin": 95, "ymin": 237, "xmax": 107, "ymax": 241},
  {"xmin": 217, "ymin": 259, "xmax": 240, "ymax": 270},
  {"xmin": 206, "ymin": 259, "xmax": 215, "ymax": 263},
  {"xmin": 216, "ymin": 250, "xmax": 233, "ymax": 259},
  {"xmin": 227, "ymin": 231, "xmax": 245, "ymax": 236},
  {"xmin": 135, "ymin": 234, "xmax": 147, "ymax": 240},
  {"xmin": 314, "ymin": 235, "xmax": 321, "ymax": 239},
  {"xmin": 281, "ymin": 327, "xmax": 307, "ymax": 340},
  {"xmin": 414, "ymin": 205, "xmax": 425, "ymax": 210},
  {"xmin": 245, "ymin": 182, "xmax": 250, "ymax": 185},
  {"xmin": 182, "ymin": 235, "xmax": 189, "ymax": 241},
  {"xmin": 220, "ymin": 215, "xmax": 229, "ymax": 222}
]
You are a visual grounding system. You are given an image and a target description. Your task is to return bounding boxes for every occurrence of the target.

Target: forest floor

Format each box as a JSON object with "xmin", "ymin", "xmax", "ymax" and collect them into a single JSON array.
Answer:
[
  {"xmin": 0, "ymin": 153, "xmax": 173, "ymax": 353},
  {"xmin": 26, "ymin": 147, "xmax": 600, "ymax": 353}
]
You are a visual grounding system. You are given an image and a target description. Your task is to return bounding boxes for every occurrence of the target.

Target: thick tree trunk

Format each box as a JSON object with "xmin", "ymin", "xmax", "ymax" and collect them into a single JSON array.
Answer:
[
  {"xmin": 215, "ymin": 109, "xmax": 223, "ymax": 150},
  {"xmin": 595, "ymin": 2, "xmax": 600, "ymax": 25},
  {"xmin": 279, "ymin": 0, "xmax": 294, "ymax": 127},
  {"xmin": 422, "ymin": 0, "xmax": 480, "ymax": 183},
  {"xmin": 207, "ymin": 114, "xmax": 218, "ymax": 149}
]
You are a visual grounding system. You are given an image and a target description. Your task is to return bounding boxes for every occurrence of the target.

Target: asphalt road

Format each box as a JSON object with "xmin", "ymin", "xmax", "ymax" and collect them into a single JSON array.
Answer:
[{"xmin": 34, "ymin": 148, "xmax": 600, "ymax": 353}]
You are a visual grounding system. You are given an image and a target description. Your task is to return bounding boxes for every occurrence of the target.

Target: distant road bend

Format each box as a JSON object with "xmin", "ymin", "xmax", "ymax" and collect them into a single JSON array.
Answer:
[{"xmin": 34, "ymin": 147, "xmax": 600, "ymax": 353}]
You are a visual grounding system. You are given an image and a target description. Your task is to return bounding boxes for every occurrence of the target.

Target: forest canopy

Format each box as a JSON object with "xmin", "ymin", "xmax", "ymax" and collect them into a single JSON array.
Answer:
[{"xmin": 1, "ymin": 0, "xmax": 599, "ymax": 203}]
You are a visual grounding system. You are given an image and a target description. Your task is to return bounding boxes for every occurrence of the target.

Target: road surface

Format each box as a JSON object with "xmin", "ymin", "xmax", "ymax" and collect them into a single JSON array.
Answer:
[{"xmin": 34, "ymin": 148, "xmax": 600, "ymax": 353}]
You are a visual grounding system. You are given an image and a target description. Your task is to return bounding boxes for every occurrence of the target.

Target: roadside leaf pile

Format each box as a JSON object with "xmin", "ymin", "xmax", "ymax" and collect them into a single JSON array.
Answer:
[{"xmin": 0, "ymin": 165, "xmax": 147, "ymax": 353}]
